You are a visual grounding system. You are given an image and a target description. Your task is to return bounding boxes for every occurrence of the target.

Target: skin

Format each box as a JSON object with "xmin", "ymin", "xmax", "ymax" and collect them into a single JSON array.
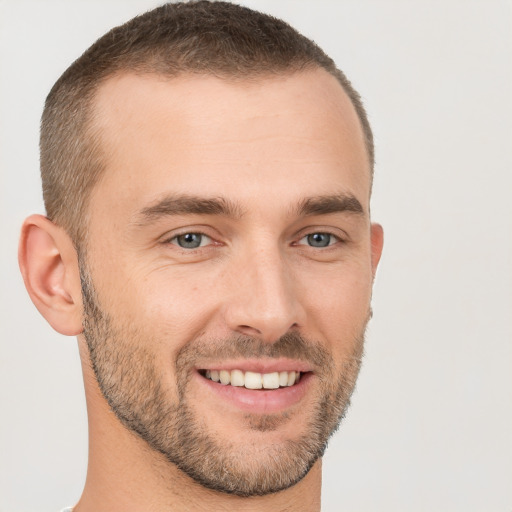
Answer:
[{"xmin": 19, "ymin": 68, "xmax": 383, "ymax": 511}]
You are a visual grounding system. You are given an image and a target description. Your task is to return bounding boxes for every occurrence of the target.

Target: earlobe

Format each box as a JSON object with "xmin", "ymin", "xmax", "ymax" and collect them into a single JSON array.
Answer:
[
  {"xmin": 370, "ymin": 223, "xmax": 384, "ymax": 277},
  {"xmin": 18, "ymin": 214, "xmax": 83, "ymax": 336}
]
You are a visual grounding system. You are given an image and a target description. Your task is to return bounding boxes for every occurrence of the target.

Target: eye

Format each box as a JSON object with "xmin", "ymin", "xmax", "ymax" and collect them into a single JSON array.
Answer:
[
  {"xmin": 298, "ymin": 232, "xmax": 338, "ymax": 248},
  {"xmin": 170, "ymin": 232, "xmax": 212, "ymax": 249}
]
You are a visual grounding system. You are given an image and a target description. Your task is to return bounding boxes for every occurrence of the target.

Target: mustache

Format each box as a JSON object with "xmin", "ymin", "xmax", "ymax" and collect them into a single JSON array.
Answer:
[{"xmin": 176, "ymin": 331, "xmax": 333, "ymax": 371}]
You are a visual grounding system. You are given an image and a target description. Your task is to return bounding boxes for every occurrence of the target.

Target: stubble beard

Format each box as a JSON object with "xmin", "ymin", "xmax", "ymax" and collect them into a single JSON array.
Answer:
[{"xmin": 79, "ymin": 262, "xmax": 367, "ymax": 497}]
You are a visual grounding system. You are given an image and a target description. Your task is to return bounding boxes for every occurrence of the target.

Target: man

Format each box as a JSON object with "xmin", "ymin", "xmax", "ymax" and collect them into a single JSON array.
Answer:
[{"xmin": 18, "ymin": 1, "xmax": 383, "ymax": 510}]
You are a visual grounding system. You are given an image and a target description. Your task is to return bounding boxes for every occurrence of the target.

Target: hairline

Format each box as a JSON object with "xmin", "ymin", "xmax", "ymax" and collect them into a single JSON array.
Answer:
[{"xmin": 47, "ymin": 65, "xmax": 374, "ymax": 256}]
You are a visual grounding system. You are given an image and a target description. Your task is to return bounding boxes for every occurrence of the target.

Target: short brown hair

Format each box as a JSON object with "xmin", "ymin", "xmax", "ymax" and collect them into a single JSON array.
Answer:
[{"xmin": 40, "ymin": 0, "xmax": 374, "ymax": 245}]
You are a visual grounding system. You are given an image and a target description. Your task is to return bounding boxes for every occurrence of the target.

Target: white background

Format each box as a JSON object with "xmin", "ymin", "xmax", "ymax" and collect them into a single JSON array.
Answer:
[{"xmin": 1, "ymin": 1, "xmax": 511, "ymax": 511}]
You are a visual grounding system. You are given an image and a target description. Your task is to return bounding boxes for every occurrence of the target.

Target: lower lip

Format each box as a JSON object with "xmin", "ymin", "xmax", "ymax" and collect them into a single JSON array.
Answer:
[{"xmin": 195, "ymin": 372, "xmax": 312, "ymax": 414}]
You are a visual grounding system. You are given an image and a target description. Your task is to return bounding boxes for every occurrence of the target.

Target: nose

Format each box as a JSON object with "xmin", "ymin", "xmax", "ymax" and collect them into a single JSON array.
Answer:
[{"xmin": 222, "ymin": 246, "xmax": 306, "ymax": 343}]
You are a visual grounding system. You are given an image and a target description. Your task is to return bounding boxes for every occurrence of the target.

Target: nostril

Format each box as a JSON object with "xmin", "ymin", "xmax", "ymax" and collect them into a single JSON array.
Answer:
[{"xmin": 237, "ymin": 325, "xmax": 262, "ymax": 337}]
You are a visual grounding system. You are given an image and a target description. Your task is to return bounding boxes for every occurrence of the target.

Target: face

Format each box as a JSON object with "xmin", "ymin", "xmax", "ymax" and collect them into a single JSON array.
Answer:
[{"xmin": 80, "ymin": 69, "xmax": 382, "ymax": 496}]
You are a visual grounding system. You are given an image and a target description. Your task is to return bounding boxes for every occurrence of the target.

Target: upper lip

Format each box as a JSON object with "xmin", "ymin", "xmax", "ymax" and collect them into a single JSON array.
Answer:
[{"xmin": 196, "ymin": 358, "xmax": 313, "ymax": 374}]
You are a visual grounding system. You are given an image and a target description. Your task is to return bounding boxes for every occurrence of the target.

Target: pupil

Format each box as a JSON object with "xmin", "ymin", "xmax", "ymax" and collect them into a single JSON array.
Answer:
[
  {"xmin": 308, "ymin": 233, "xmax": 330, "ymax": 247},
  {"xmin": 178, "ymin": 233, "xmax": 201, "ymax": 248}
]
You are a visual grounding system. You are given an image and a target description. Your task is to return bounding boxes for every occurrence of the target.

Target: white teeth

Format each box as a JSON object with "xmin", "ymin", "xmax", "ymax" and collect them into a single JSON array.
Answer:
[
  {"xmin": 204, "ymin": 369, "xmax": 302, "ymax": 389},
  {"xmin": 244, "ymin": 371, "xmax": 263, "ymax": 389},
  {"xmin": 231, "ymin": 369, "xmax": 245, "ymax": 387},
  {"xmin": 262, "ymin": 372, "xmax": 279, "ymax": 389},
  {"xmin": 219, "ymin": 370, "xmax": 231, "ymax": 385}
]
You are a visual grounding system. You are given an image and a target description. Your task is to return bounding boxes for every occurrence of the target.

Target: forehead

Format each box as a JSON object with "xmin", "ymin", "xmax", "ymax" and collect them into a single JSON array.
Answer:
[{"xmin": 89, "ymin": 69, "xmax": 370, "ymax": 218}]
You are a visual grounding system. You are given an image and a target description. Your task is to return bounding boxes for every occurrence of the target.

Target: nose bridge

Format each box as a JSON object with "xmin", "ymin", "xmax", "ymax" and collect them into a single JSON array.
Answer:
[{"xmin": 224, "ymin": 240, "xmax": 303, "ymax": 342}]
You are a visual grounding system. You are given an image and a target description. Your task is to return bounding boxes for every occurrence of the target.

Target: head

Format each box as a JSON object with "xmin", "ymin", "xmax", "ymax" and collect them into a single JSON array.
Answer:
[{"xmin": 20, "ymin": 0, "xmax": 383, "ymax": 500}]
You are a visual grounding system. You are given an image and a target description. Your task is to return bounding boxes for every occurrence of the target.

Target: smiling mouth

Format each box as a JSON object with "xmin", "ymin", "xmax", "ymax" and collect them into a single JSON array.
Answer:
[{"xmin": 199, "ymin": 369, "xmax": 303, "ymax": 390}]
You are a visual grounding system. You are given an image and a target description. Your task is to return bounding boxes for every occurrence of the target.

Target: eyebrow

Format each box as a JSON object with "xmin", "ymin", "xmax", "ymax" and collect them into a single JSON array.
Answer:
[
  {"xmin": 135, "ymin": 194, "xmax": 243, "ymax": 224},
  {"xmin": 134, "ymin": 191, "xmax": 365, "ymax": 226},
  {"xmin": 295, "ymin": 193, "xmax": 365, "ymax": 217}
]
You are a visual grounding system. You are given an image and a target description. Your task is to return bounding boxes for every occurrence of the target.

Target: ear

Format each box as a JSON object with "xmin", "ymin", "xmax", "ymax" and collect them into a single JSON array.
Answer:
[
  {"xmin": 370, "ymin": 223, "xmax": 384, "ymax": 277},
  {"xmin": 18, "ymin": 214, "xmax": 83, "ymax": 336}
]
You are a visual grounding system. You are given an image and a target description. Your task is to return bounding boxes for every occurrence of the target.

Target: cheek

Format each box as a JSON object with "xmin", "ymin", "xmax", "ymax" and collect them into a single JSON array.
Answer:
[
  {"xmin": 104, "ymin": 264, "xmax": 224, "ymax": 352},
  {"xmin": 297, "ymin": 260, "xmax": 373, "ymax": 347}
]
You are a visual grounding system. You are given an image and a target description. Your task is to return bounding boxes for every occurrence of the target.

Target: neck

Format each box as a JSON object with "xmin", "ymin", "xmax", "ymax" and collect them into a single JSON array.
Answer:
[{"xmin": 74, "ymin": 343, "xmax": 322, "ymax": 512}]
